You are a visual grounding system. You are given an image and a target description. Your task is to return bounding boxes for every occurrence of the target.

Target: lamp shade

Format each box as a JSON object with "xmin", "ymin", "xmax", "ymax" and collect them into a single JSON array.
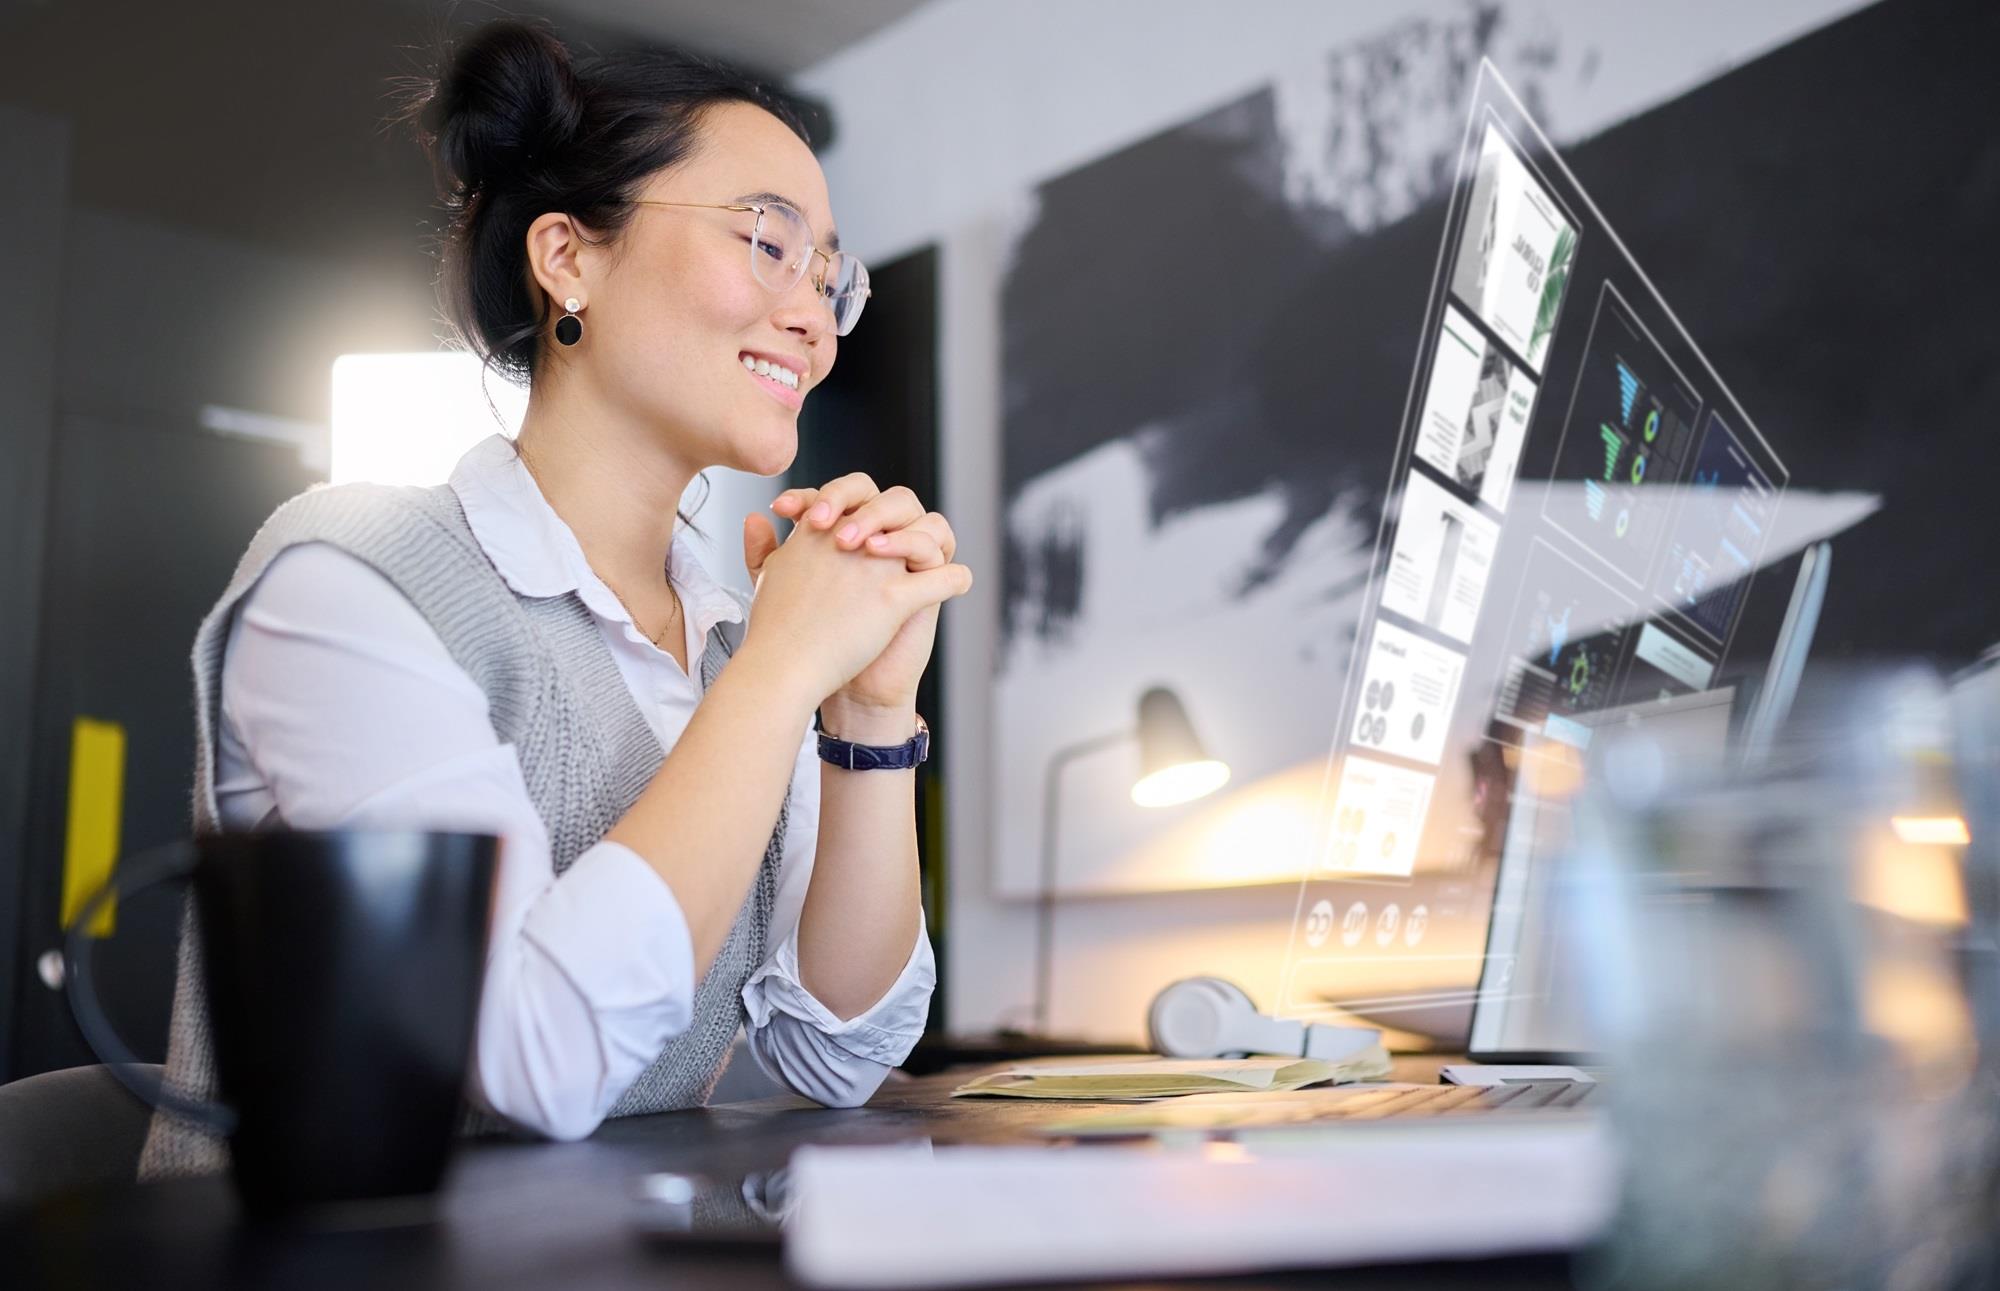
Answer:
[{"xmin": 1131, "ymin": 687, "xmax": 1230, "ymax": 808}]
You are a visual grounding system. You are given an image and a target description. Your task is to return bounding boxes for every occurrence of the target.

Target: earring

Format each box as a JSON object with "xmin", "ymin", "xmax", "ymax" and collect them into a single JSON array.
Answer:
[{"xmin": 555, "ymin": 296, "xmax": 583, "ymax": 347}]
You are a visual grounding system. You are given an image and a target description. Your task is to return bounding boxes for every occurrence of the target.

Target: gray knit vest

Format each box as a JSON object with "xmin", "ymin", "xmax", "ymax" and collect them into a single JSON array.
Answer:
[{"xmin": 137, "ymin": 482, "xmax": 784, "ymax": 1180}]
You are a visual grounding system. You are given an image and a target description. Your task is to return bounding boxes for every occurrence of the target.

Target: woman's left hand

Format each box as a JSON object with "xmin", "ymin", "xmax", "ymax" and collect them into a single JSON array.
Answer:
[{"xmin": 745, "ymin": 474, "xmax": 960, "ymax": 718}]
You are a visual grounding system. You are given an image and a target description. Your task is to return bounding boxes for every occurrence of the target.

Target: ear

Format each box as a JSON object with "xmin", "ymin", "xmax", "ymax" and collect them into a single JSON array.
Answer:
[{"xmin": 524, "ymin": 212, "xmax": 589, "ymax": 316}]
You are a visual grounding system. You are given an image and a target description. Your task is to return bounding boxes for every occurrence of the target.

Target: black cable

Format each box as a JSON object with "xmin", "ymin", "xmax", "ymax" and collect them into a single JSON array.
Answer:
[{"xmin": 63, "ymin": 841, "xmax": 237, "ymax": 1135}]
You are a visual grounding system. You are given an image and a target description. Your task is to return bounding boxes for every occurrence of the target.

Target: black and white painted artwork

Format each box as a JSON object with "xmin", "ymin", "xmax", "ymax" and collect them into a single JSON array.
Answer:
[
  {"xmin": 992, "ymin": 0, "xmax": 2000, "ymax": 900},
  {"xmin": 993, "ymin": 9, "xmax": 1578, "ymax": 895}
]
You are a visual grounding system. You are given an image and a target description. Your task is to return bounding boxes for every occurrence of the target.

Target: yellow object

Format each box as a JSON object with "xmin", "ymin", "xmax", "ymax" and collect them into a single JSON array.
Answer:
[
  {"xmin": 1039, "ymin": 1084, "xmax": 1443, "ymax": 1137},
  {"xmin": 951, "ymin": 1049, "xmax": 1391, "ymax": 1101},
  {"xmin": 1857, "ymin": 832, "xmax": 1969, "ymax": 927},
  {"xmin": 60, "ymin": 716, "xmax": 127, "ymax": 938}
]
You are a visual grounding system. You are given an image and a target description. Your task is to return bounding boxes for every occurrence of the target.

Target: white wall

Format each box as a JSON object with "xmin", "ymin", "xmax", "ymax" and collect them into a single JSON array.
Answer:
[
  {"xmin": 682, "ymin": 467, "xmax": 772, "ymax": 595},
  {"xmin": 796, "ymin": 0, "xmax": 1871, "ymax": 1040}
]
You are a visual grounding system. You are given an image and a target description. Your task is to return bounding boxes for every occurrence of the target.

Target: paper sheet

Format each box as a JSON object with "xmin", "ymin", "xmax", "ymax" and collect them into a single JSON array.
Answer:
[{"xmin": 951, "ymin": 1048, "xmax": 1392, "ymax": 1101}]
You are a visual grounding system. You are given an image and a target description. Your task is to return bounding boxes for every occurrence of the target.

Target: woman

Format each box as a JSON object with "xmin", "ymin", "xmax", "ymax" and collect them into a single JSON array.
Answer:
[{"xmin": 139, "ymin": 20, "xmax": 971, "ymax": 1176}]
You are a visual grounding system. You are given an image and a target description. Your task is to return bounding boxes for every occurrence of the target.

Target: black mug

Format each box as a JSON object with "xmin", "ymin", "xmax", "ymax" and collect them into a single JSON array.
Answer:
[{"xmin": 64, "ymin": 830, "xmax": 498, "ymax": 1212}]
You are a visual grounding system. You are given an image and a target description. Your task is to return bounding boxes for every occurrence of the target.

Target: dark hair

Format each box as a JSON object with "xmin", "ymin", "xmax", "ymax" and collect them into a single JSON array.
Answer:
[{"xmin": 405, "ymin": 19, "xmax": 818, "ymax": 384}]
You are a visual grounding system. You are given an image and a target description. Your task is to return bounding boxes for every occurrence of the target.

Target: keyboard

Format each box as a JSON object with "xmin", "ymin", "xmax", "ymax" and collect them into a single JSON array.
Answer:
[
  {"xmin": 1039, "ymin": 1079, "xmax": 1603, "ymax": 1137},
  {"xmin": 1312, "ymin": 1080, "xmax": 1603, "ymax": 1119}
]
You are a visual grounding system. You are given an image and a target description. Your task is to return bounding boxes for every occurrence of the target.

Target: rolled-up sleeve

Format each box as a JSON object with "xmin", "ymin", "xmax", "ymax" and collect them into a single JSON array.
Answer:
[
  {"xmin": 736, "ymin": 730, "xmax": 937, "ymax": 1108},
  {"xmin": 219, "ymin": 543, "xmax": 699, "ymax": 1142},
  {"xmin": 741, "ymin": 911, "xmax": 936, "ymax": 1107}
]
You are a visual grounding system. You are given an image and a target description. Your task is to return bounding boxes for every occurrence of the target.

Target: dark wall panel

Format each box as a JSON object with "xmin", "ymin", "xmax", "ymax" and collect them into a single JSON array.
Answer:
[
  {"xmin": 0, "ymin": 106, "xmax": 70, "ymax": 1080},
  {"xmin": 10, "ymin": 418, "xmax": 317, "ymax": 1078}
]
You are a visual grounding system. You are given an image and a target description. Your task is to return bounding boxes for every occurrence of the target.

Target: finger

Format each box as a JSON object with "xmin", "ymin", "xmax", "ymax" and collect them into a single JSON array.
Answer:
[
  {"xmin": 922, "ymin": 511, "xmax": 957, "ymax": 563},
  {"xmin": 833, "ymin": 486, "xmax": 925, "ymax": 549},
  {"xmin": 802, "ymin": 472, "xmax": 880, "ymax": 529},
  {"xmin": 871, "ymin": 512, "xmax": 954, "ymax": 564},
  {"xmin": 743, "ymin": 513, "xmax": 780, "ymax": 580},
  {"xmin": 863, "ymin": 528, "xmax": 946, "ymax": 570},
  {"xmin": 893, "ymin": 562, "xmax": 974, "ymax": 613},
  {"xmin": 770, "ymin": 488, "xmax": 817, "ymax": 519}
]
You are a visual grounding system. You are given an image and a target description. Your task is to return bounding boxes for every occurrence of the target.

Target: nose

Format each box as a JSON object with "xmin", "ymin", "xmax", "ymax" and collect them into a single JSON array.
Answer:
[{"xmin": 772, "ymin": 266, "xmax": 833, "ymax": 344}]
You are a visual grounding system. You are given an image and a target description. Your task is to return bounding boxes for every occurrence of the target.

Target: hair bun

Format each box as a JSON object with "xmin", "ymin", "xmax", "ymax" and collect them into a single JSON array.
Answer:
[{"xmin": 428, "ymin": 20, "xmax": 585, "ymax": 195}]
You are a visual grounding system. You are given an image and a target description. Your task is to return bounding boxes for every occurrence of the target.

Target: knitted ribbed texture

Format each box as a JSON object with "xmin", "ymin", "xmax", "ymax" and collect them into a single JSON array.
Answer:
[{"xmin": 137, "ymin": 483, "xmax": 783, "ymax": 1180}]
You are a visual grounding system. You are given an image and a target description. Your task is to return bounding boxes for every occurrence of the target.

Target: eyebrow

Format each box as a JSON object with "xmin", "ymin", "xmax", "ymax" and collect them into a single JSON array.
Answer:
[{"xmin": 735, "ymin": 190, "xmax": 840, "ymax": 252}]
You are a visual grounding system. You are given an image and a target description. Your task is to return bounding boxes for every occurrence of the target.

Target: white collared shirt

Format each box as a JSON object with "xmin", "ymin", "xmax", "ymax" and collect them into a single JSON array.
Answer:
[{"xmin": 211, "ymin": 433, "xmax": 935, "ymax": 1138}]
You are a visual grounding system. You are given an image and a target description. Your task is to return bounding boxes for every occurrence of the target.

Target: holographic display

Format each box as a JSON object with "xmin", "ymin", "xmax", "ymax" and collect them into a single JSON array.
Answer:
[
  {"xmin": 1277, "ymin": 64, "xmax": 1790, "ymax": 1042},
  {"xmin": 1450, "ymin": 121, "xmax": 1578, "ymax": 374},
  {"xmin": 1618, "ymin": 620, "xmax": 1717, "ymax": 705},
  {"xmin": 1541, "ymin": 283, "xmax": 1702, "ymax": 586},
  {"xmin": 1321, "ymin": 754, "xmax": 1435, "ymax": 878},
  {"xmin": 1654, "ymin": 410, "xmax": 1777, "ymax": 647},
  {"xmin": 1352, "ymin": 620, "xmax": 1467, "ymax": 766},
  {"xmin": 1380, "ymin": 471, "xmax": 1500, "ymax": 645},
  {"xmin": 1491, "ymin": 540, "xmax": 1633, "ymax": 745},
  {"xmin": 1412, "ymin": 303, "xmax": 1538, "ymax": 512}
]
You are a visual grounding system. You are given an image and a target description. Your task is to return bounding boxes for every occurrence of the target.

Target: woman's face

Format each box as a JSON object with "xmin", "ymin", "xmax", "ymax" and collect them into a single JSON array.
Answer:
[{"xmin": 575, "ymin": 101, "xmax": 840, "ymax": 478}]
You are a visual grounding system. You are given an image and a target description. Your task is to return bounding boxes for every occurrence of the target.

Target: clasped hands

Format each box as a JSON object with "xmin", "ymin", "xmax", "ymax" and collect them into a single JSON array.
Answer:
[{"xmin": 741, "ymin": 473, "xmax": 968, "ymax": 731}]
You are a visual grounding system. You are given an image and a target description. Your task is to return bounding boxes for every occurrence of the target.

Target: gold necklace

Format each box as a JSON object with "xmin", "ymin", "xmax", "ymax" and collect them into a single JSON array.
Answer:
[
  {"xmin": 517, "ymin": 437, "xmax": 683, "ymax": 650},
  {"xmin": 604, "ymin": 577, "xmax": 682, "ymax": 650}
]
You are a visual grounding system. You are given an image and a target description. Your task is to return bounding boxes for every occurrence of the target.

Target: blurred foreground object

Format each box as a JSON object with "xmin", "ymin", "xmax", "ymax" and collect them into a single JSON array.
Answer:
[{"xmin": 1571, "ymin": 664, "xmax": 2000, "ymax": 1289}]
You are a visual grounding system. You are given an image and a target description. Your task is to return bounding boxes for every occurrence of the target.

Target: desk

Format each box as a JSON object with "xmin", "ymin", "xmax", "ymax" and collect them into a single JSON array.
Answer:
[{"xmin": 5, "ymin": 1059, "xmax": 1577, "ymax": 1290}]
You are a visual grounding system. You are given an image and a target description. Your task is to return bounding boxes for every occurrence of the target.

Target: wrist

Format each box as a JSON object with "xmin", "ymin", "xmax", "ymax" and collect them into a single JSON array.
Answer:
[
  {"xmin": 726, "ymin": 638, "xmax": 827, "ymax": 723},
  {"xmin": 818, "ymin": 693, "xmax": 920, "ymax": 745}
]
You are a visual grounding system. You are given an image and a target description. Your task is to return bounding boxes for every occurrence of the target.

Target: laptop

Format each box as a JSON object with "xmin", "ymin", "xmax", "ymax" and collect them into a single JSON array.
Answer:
[{"xmin": 1303, "ymin": 543, "xmax": 1830, "ymax": 1118}]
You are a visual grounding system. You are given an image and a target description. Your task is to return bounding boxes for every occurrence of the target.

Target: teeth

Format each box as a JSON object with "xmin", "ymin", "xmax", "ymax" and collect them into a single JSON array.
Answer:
[
  {"xmin": 748, "ymin": 353, "xmax": 800, "ymax": 389},
  {"xmin": 742, "ymin": 354, "xmax": 801, "ymax": 390}
]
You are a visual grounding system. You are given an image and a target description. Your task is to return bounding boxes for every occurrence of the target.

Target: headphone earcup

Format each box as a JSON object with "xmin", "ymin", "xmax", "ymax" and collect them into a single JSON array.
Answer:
[{"xmin": 1147, "ymin": 976, "xmax": 1260, "ymax": 1058}]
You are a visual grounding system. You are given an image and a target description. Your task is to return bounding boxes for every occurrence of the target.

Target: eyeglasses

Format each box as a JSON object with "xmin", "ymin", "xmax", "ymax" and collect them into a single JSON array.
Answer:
[{"xmin": 634, "ymin": 199, "xmax": 871, "ymax": 337}]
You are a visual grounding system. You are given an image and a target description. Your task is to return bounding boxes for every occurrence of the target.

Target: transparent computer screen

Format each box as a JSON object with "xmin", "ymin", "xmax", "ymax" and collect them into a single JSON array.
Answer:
[
  {"xmin": 1276, "ymin": 61, "xmax": 1803, "ymax": 1050},
  {"xmin": 1467, "ymin": 684, "xmax": 1737, "ymax": 1058}
]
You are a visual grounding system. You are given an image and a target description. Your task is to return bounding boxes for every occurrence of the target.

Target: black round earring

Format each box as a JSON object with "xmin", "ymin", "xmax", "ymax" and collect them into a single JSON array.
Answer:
[{"xmin": 555, "ymin": 296, "xmax": 583, "ymax": 346}]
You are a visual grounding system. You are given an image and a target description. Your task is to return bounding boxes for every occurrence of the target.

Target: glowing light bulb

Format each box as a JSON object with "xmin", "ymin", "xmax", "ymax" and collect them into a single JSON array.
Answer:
[
  {"xmin": 1130, "ymin": 759, "xmax": 1230, "ymax": 809},
  {"xmin": 1889, "ymin": 815, "xmax": 1971, "ymax": 847}
]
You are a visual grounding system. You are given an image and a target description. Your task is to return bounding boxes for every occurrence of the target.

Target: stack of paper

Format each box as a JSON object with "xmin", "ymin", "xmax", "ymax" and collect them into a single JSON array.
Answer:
[{"xmin": 951, "ymin": 1048, "xmax": 1391, "ymax": 1101}]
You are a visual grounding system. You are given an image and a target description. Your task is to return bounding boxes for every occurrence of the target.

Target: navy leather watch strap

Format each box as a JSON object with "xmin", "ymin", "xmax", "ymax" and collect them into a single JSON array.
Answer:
[{"xmin": 816, "ymin": 713, "xmax": 930, "ymax": 770}]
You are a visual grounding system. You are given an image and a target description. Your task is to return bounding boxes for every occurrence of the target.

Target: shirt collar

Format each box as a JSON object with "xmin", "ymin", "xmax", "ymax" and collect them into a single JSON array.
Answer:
[{"xmin": 449, "ymin": 434, "xmax": 745, "ymax": 644}]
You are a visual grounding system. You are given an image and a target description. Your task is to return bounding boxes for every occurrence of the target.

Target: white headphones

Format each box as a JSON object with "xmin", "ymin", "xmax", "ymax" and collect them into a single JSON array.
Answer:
[{"xmin": 1146, "ymin": 976, "xmax": 1380, "ymax": 1062}]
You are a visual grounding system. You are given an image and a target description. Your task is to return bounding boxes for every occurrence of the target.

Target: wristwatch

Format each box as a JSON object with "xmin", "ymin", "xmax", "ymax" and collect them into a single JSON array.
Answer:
[{"xmin": 815, "ymin": 712, "xmax": 931, "ymax": 770}]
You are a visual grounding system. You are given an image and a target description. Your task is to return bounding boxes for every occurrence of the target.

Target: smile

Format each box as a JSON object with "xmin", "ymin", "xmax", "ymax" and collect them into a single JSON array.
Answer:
[
  {"xmin": 740, "ymin": 352, "xmax": 805, "ymax": 411},
  {"xmin": 741, "ymin": 352, "xmax": 802, "ymax": 388}
]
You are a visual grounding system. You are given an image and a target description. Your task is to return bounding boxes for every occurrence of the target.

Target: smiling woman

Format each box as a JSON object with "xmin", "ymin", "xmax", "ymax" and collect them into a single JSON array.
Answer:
[{"xmin": 138, "ymin": 18, "xmax": 971, "ymax": 1180}]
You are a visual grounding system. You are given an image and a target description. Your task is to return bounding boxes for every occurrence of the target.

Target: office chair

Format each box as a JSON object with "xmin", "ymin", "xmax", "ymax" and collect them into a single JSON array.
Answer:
[{"xmin": 0, "ymin": 1063, "xmax": 159, "ymax": 1211}]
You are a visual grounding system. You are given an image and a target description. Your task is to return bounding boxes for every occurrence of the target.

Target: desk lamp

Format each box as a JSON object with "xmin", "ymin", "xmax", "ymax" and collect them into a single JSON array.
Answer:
[{"xmin": 1034, "ymin": 687, "xmax": 1229, "ymax": 1034}]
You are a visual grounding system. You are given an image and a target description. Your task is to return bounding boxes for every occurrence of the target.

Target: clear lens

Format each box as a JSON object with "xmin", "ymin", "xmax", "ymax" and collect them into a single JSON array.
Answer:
[
  {"xmin": 748, "ymin": 203, "xmax": 812, "ymax": 292},
  {"xmin": 827, "ymin": 254, "xmax": 869, "ymax": 336},
  {"xmin": 748, "ymin": 201, "xmax": 868, "ymax": 336}
]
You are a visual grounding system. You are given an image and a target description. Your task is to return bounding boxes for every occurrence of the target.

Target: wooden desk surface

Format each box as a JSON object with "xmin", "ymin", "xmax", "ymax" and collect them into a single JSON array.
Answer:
[{"xmin": 5, "ymin": 1059, "xmax": 1577, "ymax": 1290}]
